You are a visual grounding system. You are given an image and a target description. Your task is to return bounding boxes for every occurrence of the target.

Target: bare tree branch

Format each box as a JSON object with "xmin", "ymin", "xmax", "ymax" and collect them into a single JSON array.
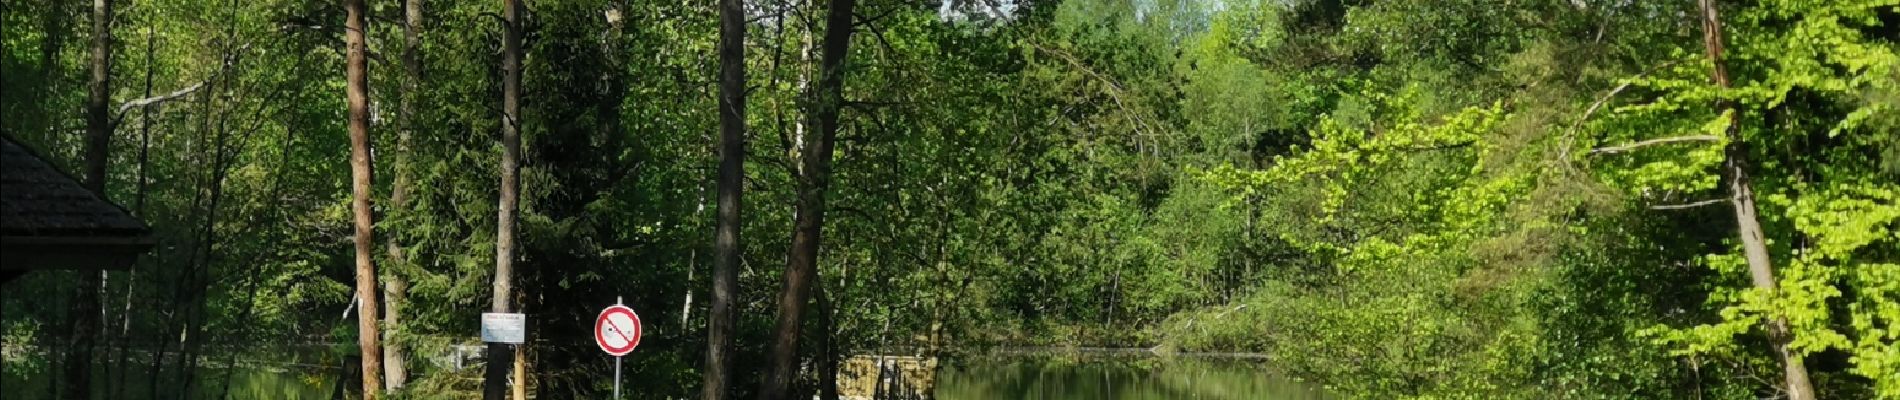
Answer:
[
  {"xmin": 111, "ymin": 43, "xmax": 252, "ymax": 127},
  {"xmin": 853, "ymin": 5, "xmax": 898, "ymax": 28},
  {"xmin": 1589, "ymin": 135, "xmax": 1721, "ymax": 154},
  {"xmin": 1560, "ymin": 81, "xmax": 1630, "ymax": 165},
  {"xmin": 1575, "ymin": 82, "xmax": 1630, "ymax": 134},
  {"xmin": 1650, "ymin": 198, "xmax": 1728, "ymax": 210},
  {"xmin": 1029, "ymin": 43, "xmax": 1158, "ymax": 142},
  {"xmin": 116, "ymin": 80, "xmax": 207, "ymax": 115},
  {"xmin": 1559, "ymin": 60, "xmax": 1681, "ymax": 172}
]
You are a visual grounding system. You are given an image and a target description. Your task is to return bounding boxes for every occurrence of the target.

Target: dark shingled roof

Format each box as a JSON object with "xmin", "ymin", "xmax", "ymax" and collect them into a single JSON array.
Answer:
[{"xmin": 1, "ymin": 135, "xmax": 149, "ymax": 237}]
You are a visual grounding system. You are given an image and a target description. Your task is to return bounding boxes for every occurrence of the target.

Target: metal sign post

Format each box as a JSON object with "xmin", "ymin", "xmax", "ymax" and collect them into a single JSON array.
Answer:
[
  {"xmin": 595, "ymin": 297, "xmax": 640, "ymax": 399},
  {"xmin": 613, "ymin": 296, "xmax": 622, "ymax": 400}
]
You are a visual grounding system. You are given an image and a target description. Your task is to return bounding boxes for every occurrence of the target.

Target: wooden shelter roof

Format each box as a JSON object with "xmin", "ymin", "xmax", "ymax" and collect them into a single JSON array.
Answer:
[{"xmin": 1, "ymin": 135, "xmax": 153, "ymax": 281}]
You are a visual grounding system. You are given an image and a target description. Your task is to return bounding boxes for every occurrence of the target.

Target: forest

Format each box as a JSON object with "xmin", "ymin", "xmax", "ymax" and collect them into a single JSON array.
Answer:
[{"xmin": 1, "ymin": 0, "xmax": 1896, "ymax": 399}]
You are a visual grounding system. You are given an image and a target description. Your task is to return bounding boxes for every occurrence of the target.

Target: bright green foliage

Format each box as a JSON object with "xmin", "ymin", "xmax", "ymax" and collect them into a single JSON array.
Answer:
[{"xmin": 1581, "ymin": 0, "xmax": 1900, "ymax": 396}]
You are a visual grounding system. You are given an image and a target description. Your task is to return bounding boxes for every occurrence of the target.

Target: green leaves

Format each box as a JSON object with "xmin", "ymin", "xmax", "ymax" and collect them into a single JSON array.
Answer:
[
  {"xmin": 1581, "ymin": 0, "xmax": 1900, "ymax": 395},
  {"xmin": 1780, "ymin": 181, "xmax": 1900, "ymax": 392},
  {"xmin": 1204, "ymin": 99, "xmax": 1504, "ymax": 227}
]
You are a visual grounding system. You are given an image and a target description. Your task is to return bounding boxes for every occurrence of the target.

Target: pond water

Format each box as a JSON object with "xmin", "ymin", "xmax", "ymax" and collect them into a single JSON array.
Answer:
[
  {"xmin": 1, "ymin": 346, "xmax": 340, "ymax": 400},
  {"xmin": 935, "ymin": 355, "xmax": 1329, "ymax": 400},
  {"xmin": 1, "ymin": 363, "xmax": 335, "ymax": 400},
  {"xmin": 5, "ymin": 351, "xmax": 1325, "ymax": 399}
]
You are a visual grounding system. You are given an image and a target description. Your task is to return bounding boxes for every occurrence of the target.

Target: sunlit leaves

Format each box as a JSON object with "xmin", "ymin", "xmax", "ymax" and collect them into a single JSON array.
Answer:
[{"xmin": 1588, "ymin": 0, "xmax": 1900, "ymax": 394}]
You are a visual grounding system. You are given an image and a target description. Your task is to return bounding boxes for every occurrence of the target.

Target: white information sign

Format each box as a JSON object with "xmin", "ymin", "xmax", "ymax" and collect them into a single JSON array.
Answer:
[{"xmin": 480, "ymin": 312, "xmax": 527, "ymax": 344}]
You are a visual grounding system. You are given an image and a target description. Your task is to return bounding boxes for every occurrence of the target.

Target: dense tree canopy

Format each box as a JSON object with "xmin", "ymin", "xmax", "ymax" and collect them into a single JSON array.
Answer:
[{"xmin": 2, "ymin": 0, "xmax": 1895, "ymax": 398}]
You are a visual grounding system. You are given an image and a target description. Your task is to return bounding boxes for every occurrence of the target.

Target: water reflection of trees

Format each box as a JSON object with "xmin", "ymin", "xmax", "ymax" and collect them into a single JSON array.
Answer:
[{"xmin": 934, "ymin": 356, "xmax": 1328, "ymax": 400}]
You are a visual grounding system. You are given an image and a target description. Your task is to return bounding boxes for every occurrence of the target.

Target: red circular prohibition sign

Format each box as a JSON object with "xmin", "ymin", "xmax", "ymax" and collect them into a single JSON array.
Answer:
[{"xmin": 594, "ymin": 305, "xmax": 642, "ymax": 356}]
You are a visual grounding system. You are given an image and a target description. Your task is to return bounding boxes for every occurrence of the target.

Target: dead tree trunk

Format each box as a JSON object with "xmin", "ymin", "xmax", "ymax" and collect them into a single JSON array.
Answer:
[
  {"xmin": 1694, "ymin": 1, "xmax": 1815, "ymax": 399},
  {"xmin": 700, "ymin": 0, "xmax": 746, "ymax": 396},
  {"xmin": 758, "ymin": 0, "xmax": 858, "ymax": 397},
  {"xmin": 344, "ymin": 0, "xmax": 385, "ymax": 396}
]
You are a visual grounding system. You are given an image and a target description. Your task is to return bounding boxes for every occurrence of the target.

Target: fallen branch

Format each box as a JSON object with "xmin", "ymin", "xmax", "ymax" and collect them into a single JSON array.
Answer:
[{"xmin": 1589, "ymin": 134, "xmax": 1721, "ymax": 154}]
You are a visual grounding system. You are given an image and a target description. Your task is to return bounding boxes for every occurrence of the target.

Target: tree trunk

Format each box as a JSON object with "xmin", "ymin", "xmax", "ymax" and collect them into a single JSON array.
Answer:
[
  {"xmin": 512, "ymin": 345, "xmax": 527, "ymax": 400},
  {"xmin": 1693, "ymin": 1, "xmax": 1815, "ymax": 399},
  {"xmin": 381, "ymin": 0, "xmax": 423, "ymax": 391},
  {"xmin": 700, "ymin": 0, "xmax": 746, "ymax": 396},
  {"xmin": 758, "ymin": 0, "xmax": 857, "ymax": 397},
  {"xmin": 132, "ymin": 28, "xmax": 155, "ymax": 217},
  {"xmin": 485, "ymin": 0, "xmax": 524, "ymax": 397},
  {"xmin": 344, "ymin": 0, "xmax": 385, "ymax": 396},
  {"xmin": 84, "ymin": 0, "xmax": 111, "ymax": 193},
  {"xmin": 150, "ymin": 80, "xmax": 215, "ymax": 399},
  {"xmin": 67, "ymin": 0, "xmax": 112, "ymax": 397},
  {"xmin": 114, "ymin": 26, "xmax": 157, "ymax": 400},
  {"xmin": 599, "ymin": 0, "xmax": 627, "ymax": 150},
  {"xmin": 175, "ymin": 69, "xmax": 239, "ymax": 400},
  {"xmin": 816, "ymin": 283, "xmax": 841, "ymax": 400},
  {"xmin": 37, "ymin": 0, "xmax": 70, "ymax": 147},
  {"xmin": 381, "ymin": 275, "xmax": 408, "ymax": 392},
  {"xmin": 683, "ymin": 247, "xmax": 696, "ymax": 329}
]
